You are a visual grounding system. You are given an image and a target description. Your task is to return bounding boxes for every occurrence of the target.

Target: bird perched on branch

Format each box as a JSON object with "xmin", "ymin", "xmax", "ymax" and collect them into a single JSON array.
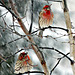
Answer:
[
  {"xmin": 14, "ymin": 52, "xmax": 32, "ymax": 74},
  {"xmin": 39, "ymin": 4, "xmax": 54, "ymax": 37}
]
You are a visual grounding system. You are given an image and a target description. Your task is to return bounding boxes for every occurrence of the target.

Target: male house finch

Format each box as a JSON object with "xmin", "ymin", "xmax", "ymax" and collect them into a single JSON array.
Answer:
[
  {"xmin": 39, "ymin": 5, "xmax": 54, "ymax": 37},
  {"xmin": 14, "ymin": 52, "xmax": 32, "ymax": 74}
]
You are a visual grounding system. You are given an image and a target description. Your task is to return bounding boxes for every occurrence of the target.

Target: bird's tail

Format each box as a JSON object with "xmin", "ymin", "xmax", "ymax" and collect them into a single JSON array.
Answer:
[{"xmin": 38, "ymin": 30, "xmax": 43, "ymax": 38}]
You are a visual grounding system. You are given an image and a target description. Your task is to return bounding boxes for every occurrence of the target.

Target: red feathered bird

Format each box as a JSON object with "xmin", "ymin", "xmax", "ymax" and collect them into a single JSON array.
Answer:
[
  {"xmin": 14, "ymin": 52, "xmax": 32, "ymax": 74},
  {"xmin": 39, "ymin": 5, "xmax": 54, "ymax": 37}
]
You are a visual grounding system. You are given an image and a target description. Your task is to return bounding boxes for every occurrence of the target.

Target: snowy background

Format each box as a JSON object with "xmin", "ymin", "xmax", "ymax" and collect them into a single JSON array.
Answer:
[{"xmin": 0, "ymin": 0, "xmax": 75, "ymax": 75}]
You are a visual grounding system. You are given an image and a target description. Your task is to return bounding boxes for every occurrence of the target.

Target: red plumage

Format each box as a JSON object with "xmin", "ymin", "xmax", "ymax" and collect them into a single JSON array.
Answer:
[
  {"xmin": 14, "ymin": 52, "xmax": 32, "ymax": 74},
  {"xmin": 43, "ymin": 5, "xmax": 50, "ymax": 9},
  {"xmin": 39, "ymin": 5, "xmax": 54, "ymax": 37}
]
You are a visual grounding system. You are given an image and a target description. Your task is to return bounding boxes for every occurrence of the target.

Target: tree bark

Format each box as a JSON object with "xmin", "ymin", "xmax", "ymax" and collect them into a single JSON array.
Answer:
[{"xmin": 62, "ymin": 0, "xmax": 75, "ymax": 75}]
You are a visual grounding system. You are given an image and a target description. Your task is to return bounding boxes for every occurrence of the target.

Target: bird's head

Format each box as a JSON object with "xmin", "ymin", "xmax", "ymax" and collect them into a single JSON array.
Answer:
[
  {"xmin": 43, "ymin": 4, "xmax": 52, "ymax": 11},
  {"xmin": 42, "ymin": 4, "xmax": 52, "ymax": 19},
  {"xmin": 18, "ymin": 52, "xmax": 28, "ymax": 60}
]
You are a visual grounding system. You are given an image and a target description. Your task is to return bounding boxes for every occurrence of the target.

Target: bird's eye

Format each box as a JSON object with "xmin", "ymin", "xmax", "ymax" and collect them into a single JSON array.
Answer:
[
  {"xmin": 44, "ymin": 7, "xmax": 50, "ymax": 10},
  {"xmin": 47, "ymin": 8, "xmax": 50, "ymax": 10},
  {"xmin": 44, "ymin": 8, "xmax": 47, "ymax": 9}
]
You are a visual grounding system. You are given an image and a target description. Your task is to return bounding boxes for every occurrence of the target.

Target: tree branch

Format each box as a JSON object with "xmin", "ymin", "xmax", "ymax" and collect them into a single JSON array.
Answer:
[
  {"xmin": 50, "ymin": 52, "xmax": 70, "ymax": 75},
  {"xmin": 62, "ymin": 0, "xmax": 74, "ymax": 56},
  {"xmin": 16, "ymin": 71, "xmax": 45, "ymax": 75},
  {"xmin": 8, "ymin": 0, "xmax": 49, "ymax": 75},
  {"xmin": 31, "ymin": 26, "xmax": 68, "ymax": 34},
  {"xmin": 50, "ymin": 59, "xmax": 61, "ymax": 75},
  {"xmin": 29, "ymin": 0, "xmax": 33, "ymax": 33},
  {"xmin": 62, "ymin": 0, "xmax": 75, "ymax": 74},
  {"xmin": 39, "ymin": 47, "xmax": 74, "ymax": 64}
]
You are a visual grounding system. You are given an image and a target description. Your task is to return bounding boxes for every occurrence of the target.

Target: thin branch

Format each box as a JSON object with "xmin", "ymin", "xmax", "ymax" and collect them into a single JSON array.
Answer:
[
  {"xmin": 50, "ymin": 52, "xmax": 70, "ymax": 75},
  {"xmin": 31, "ymin": 26, "xmax": 68, "ymax": 34},
  {"xmin": 2, "ymin": 16, "xmax": 22, "ymax": 36},
  {"xmin": 16, "ymin": 71, "xmax": 45, "ymax": 75},
  {"xmin": 0, "ymin": 49, "xmax": 24, "ymax": 64},
  {"xmin": 39, "ymin": 47, "xmax": 74, "ymax": 64},
  {"xmin": 50, "ymin": 59, "xmax": 61, "ymax": 75},
  {"xmin": 0, "ymin": 55, "xmax": 6, "ymax": 61},
  {"xmin": 0, "ymin": 47, "xmax": 31, "ymax": 64},
  {"xmin": 2, "ymin": 37, "xmax": 24, "ymax": 46},
  {"xmin": 0, "ymin": 1, "xmax": 18, "ymax": 19},
  {"xmin": 0, "ymin": 11, "xmax": 8, "ymax": 17},
  {"xmin": 29, "ymin": 0, "xmax": 33, "ymax": 33},
  {"xmin": 1, "ymin": 28, "xmax": 69, "ymax": 48},
  {"xmin": 57, "ymin": 52, "xmax": 70, "ymax": 59}
]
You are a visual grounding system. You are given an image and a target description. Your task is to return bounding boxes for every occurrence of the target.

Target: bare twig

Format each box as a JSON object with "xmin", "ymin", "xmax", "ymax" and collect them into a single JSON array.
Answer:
[
  {"xmin": 15, "ymin": 71, "xmax": 45, "ymax": 75},
  {"xmin": 50, "ymin": 52, "xmax": 70, "ymax": 75},
  {"xmin": 31, "ymin": 26, "xmax": 68, "ymax": 34},
  {"xmin": 0, "ymin": 1, "xmax": 18, "ymax": 18},
  {"xmin": 39, "ymin": 47, "xmax": 74, "ymax": 64},
  {"xmin": 0, "ymin": 55, "xmax": 6, "ymax": 61},
  {"xmin": 0, "ymin": 47, "xmax": 31, "ymax": 64},
  {"xmin": 50, "ymin": 59, "xmax": 61, "ymax": 75},
  {"xmin": 2, "ymin": 16, "xmax": 22, "ymax": 36},
  {"xmin": 0, "ymin": 11, "xmax": 8, "ymax": 17},
  {"xmin": 57, "ymin": 52, "xmax": 70, "ymax": 59},
  {"xmin": 29, "ymin": 0, "xmax": 33, "ymax": 33}
]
